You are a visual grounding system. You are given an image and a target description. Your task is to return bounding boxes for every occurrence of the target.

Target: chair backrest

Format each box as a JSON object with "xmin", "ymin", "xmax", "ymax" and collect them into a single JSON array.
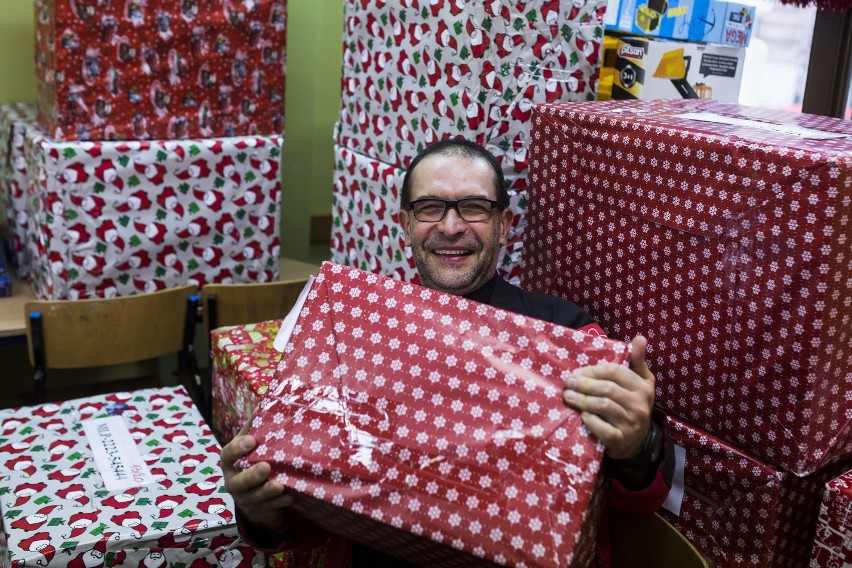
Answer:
[
  {"xmin": 201, "ymin": 277, "xmax": 310, "ymax": 334},
  {"xmin": 610, "ymin": 510, "xmax": 708, "ymax": 568},
  {"xmin": 24, "ymin": 285, "xmax": 200, "ymax": 404}
]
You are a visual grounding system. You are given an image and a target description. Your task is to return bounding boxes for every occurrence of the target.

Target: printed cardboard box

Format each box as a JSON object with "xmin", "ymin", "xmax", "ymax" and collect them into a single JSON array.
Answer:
[
  {"xmin": 0, "ymin": 386, "xmax": 264, "ymax": 568},
  {"xmin": 34, "ymin": 0, "xmax": 286, "ymax": 141},
  {"xmin": 25, "ymin": 132, "xmax": 282, "ymax": 299},
  {"xmin": 211, "ymin": 319, "xmax": 282, "ymax": 444},
  {"xmin": 239, "ymin": 262, "xmax": 631, "ymax": 567},
  {"xmin": 660, "ymin": 414, "xmax": 848, "ymax": 568},
  {"xmin": 604, "ymin": 0, "xmax": 755, "ymax": 47},
  {"xmin": 526, "ymin": 100, "xmax": 852, "ymax": 475},
  {"xmin": 0, "ymin": 104, "xmax": 38, "ymax": 279},
  {"xmin": 810, "ymin": 469, "xmax": 852, "ymax": 568},
  {"xmin": 329, "ymin": 145, "xmax": 527, "ymax": 286},
  {"xmin": 597, "ymin": 34, "xmax": 745, "ymax": 102}
]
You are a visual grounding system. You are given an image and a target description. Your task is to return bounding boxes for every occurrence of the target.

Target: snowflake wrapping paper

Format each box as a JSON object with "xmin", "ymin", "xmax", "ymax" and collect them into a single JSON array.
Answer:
[
  {"xmin": 0, "ymin": 104, "xmax": 38, "ymax": 279},
  {"xmin": 525, "ymin": 99, "xmax": 852, "ymax": 476},
  {"xmin": 810, "ymin": 469, "xmax": 852, "ymax": 568},
  {"xmin": 34, "ymin": 0, "xmax": 286, "ymax": 141},
  {"xmin": 329, "ymin": 145, "xmax": 527, "ymax": 287},
  {"xmin": 24, "ymin": 131, "xmax": 282, "ymax": 299},
  {"xmin": 237, "ymin": 261, "xmax": 632, "ymax": 567},
  {"xmin": 0, "ymin": 386, "xmax": 264, "ymax": 568},
  {"xmin": 659, "ymin": 413, "xmax": 850, "ymax": 568},
  {"xmin": 211, "ymin": 319, "xmax": 283, "ymax": 444}
]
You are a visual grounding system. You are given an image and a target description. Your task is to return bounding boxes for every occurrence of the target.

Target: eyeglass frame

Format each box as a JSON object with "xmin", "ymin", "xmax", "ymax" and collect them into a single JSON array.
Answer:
[{"xmin": 406, "ymin": 196, "xmax": 505, "ymax": 223}]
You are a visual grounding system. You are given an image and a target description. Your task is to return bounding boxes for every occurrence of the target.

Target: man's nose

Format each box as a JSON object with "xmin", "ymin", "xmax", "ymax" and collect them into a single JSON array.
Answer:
[{"xmin": 437, "ymin": 206, "xmax": 466, "ymax": 234}]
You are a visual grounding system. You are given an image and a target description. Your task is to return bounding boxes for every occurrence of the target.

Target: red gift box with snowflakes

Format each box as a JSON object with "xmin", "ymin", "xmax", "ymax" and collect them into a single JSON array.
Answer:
[
  {"xmin": 0, "ymin": 104, "xmax": 38, "ymax": 279},
  {"xmin": 329, "ymin": 144, "xmax": 528, "ymax": 286},
  {"xmin": 211, "ymin": 319, "xmax": 282, "ymax": 443},
  {"xmin": 810, "ymin": 469, "xmax": 852, "ymax": 568},
  {"xmin": 238, "ymin": 262, "xmax": 631, "ymax": 567},
  {"xmin": 0, "ymin": 386, "xmax": 264, "ymax": 568},
  {"xmin": 659, "ymin": 413, "xmax": 850, "ymax": 568},
  {"xmin": 34, "ymin": 0, "xmax": 286, "ymax": 141},
  {"xmin": 525, "ymin": 99, "xmax": 852, "ymax": 476},
  {"xmin": 24, "ymin": 132, "xmax": 282, "ymax": 299}
]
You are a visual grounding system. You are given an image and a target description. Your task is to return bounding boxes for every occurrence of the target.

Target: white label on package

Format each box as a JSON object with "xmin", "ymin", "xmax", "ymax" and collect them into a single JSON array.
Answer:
[
  {"xmin": 83, "ymin": 416, "xmax": 154, "ymax": 492},
  {"xmin": 661, "ymin": 443, "xmax": 686, "ymax": 516},
  {"xmin": 274, "ymin": 276, "xmax": 316, "ymax": 352},
  {"xmin": 676, "ymin": 112, "xmax": 849, "ymax": 140}
]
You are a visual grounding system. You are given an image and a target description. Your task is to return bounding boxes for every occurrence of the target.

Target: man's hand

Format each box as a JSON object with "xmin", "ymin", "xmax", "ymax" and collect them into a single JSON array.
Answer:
[
  {"xmin": 562, "ymin": 335, "xmax": 656, "ymax": 460},
  {"xmin": 221, "ymin": 418, "xmax": 293, "ymax": 537}
]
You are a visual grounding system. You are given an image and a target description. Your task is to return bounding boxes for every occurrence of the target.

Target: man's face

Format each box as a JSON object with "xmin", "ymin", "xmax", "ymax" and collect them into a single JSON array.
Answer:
[{"xmin": 399, "ymin": 153, "xmax": 513, "ymax": 295}]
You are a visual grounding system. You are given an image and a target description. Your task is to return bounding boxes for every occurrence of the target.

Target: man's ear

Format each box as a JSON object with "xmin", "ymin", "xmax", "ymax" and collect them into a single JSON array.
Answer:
[
  {"xmin": 498, "ymin": 207, "xmax": 514, "ymax": 246},
  {"xmin": 399, "ymin": 208, "xmax": 413, "ymax": 247}
]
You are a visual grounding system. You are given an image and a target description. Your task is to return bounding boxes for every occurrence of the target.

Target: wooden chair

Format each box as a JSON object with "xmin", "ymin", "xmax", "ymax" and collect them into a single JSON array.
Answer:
[
  {"xmin": 610, "ymin": 510, "xmax": 708, "ymax": 568},
  {"xmin": 200, "ymin": 277, "xmax": 311, "ymax": 420},
  {"xmin": 24, "ymin": 285, "xmax": 201, "ymax": 407}
]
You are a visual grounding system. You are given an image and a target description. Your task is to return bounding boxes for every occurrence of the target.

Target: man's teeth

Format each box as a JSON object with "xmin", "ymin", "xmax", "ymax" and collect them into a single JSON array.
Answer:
[{"xmin": 435, "ymin": 249, "xmax": 469, "ymax": 256}]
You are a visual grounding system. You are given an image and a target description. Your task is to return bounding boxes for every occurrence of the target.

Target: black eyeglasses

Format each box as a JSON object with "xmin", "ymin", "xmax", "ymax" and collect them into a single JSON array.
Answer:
[{"xmin": 407, "ymin": 197, "xmax": 502, "ymax": 223}]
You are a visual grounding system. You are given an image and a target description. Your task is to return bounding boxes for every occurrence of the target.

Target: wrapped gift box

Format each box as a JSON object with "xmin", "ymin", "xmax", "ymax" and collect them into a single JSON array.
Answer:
[
  {"xmin": 0, "ymin": 104, "xmax": 38, "ymax": 279},
  {"xmin": 24, "ymin": 132, "xmax": 282, "ymax": 299},
  {"xmin": 597, "ymin": 34, "xmax": 745, "ymax": 102},
  {"xmin": 526, "ymin": 99, "xmax": 852, "ymax": 475},
  {"xmin": 810, "ymin": 469, "xmax": 852, "ymax": 568},
  {"xmin": 660, "ymin": 414, "xmax": 847, "ymax": 568},
  {"xmin": 239, "ymin": 262, "xmax": 632, "ymax": 567},
  {"xmin": 211, "ymin": 319, "xmax": 282, "ymax": 444},
  {"xmin": 329, "ymin": 145, "xmax": 527, "ymax": 286},
  {"xmin": 34, "ymin": 0, "xmax": 286, "ymax": 141},
  {"xmin": 0, "ymin": 386, "xmax": 264, "ymax": 568},
  {"xmin": 603, "ymin": 0, "xmax": 755, "ymax": 47}
]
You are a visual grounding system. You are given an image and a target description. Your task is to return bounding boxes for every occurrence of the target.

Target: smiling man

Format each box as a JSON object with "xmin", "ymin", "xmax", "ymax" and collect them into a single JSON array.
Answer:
[{"xmin": 221, "ymin": 139, "xmax": 673, "ymax": 568}]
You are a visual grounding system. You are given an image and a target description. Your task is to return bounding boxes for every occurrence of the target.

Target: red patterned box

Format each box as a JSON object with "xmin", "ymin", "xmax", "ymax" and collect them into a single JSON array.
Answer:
[
  {"xmin": 659, "ymin": 413, "xmax": 846, "ymax": 568},
  {"xmin": 0, "ymin": 386, "xmax": 264, "ymax": 568},
  {"xmin": 810, "ymin": 469, "xmax": 852, "ymax": 568},
  {"xmin": 239, "ymin": 262, "xmax": 633, "ymax": 567},
  {"xmin": 0, "ymin": 104, "xmax": 37, "ymax": 279},
  {"xmin": 34, "ymin": 0, "xmax": 286, "ymax": 141},
  {"xmin": 526, "ymin": 99, "xmax": 852, "ymax": 476},
  {"xmin": 211, "ymin": 319, "xmax": 282, "ymax": 444},
  {"xmin": 25, "ymin": 132, "xmax": 282, "ymax": 299}
]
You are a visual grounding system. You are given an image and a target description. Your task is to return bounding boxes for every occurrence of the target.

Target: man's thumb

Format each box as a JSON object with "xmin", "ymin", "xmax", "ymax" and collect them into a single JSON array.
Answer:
[{"xmin": 629, "ymin": 335, "xmax": 653, "ymax": 381}]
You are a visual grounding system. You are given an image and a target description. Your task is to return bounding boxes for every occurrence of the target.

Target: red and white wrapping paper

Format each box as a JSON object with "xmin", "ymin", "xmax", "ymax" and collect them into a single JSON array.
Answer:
[
  {"xmin": 329, "ymin": 145, "xmax": 527, "ymax": 286},
  {"xmin": 34, "ymin": 0, "xmax": 286, "ymax": 141},
  {"xmin": 0, "ymin": 386, "xmax": 264, "ymax": 568},
  {"xmin": 239, "ymin": 262, "xmax": 631, "ymax": 567},
  {"xmin": 810, "ymin": 469, "xmax": 852, "ymax": 568},
  {"xmin": 24, "ymin": 132, "xmax": 282, "ymax": 299},
  {"xmin": 0, "ymin": 104, "xmax": 38, "ymax": 279},
  {"xmin": 333, "ymin": 0, "xmax": 606, "ymax": 285},
  {"xmin": 660, "ymin": 414, "xmax": 850, "ymax": 568},
  {"xmin": 211, "ymin": 319, "xmax": 282, "ymax": 444},
  {"xmin": 526, "ymin": 99, "xmax": 852, "ymax": 476}
]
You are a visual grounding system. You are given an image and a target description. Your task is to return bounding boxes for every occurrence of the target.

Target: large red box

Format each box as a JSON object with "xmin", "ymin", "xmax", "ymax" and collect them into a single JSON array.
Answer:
[
  {"xmin": 660, "ymin": 413, "xmax": 846, "ymax": 568},
  {"xmin": 525, "ymin": 100, "xmax": 852, "ymax": 475},
  {"xmin": 34, "ymin": 0, "xmax": 286, "ymax": 141},
  {"xmin": 240, "ymin": 262, "xmax": 631, "ymax": 567}
]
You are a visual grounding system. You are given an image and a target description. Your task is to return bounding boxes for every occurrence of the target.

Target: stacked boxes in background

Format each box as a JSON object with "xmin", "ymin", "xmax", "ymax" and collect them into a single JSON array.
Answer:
[
  {"xmin": 0, "ymin": 386, "xmax": 264, "ymax": 567},
  {"xmin": 3, "ymin": 1, "xmax": 288, "ymax": 299},
  {"xmin": 0, "ymin": 104, "xmax": 37, "ymax": 279},
  {"xmin": 34, "ymin": 0, "xmax": 286, "ymax": 141},
  {"xmin": 525, "ymin": 99, "xmax": 852, "ymax": 566},
  {"xmin": 330, "ymin": 0, "xmax": 607, "ymax": 285},
  {"xmin": 597, "ymin": 0, "xmax": 754, "ymax": 102}
]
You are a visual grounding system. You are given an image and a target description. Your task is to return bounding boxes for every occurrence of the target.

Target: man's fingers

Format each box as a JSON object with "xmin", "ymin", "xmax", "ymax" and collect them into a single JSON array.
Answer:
[{"xmin": 563, "ymin": 389, "xmax": 631, "ymax": 424}]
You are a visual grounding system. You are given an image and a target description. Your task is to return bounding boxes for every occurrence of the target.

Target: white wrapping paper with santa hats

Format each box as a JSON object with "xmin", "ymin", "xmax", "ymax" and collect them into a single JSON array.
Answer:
[
  {"xmin": 24, "ymin": 131, "xmax": 282, "ymax": 299},
  {"xmin": 238, "ymin": 261, "xmax": 632, "ymax": 567},
  {"xmin": 0, "ymin": 386, "xmax": 264, "ymax": 568}
]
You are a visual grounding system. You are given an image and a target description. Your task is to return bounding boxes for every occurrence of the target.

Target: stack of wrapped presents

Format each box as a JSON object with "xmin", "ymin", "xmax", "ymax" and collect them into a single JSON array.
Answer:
[
  {"xmin": 1, "ymin": 0, "xmax": 287, "ymax": 299},
  {"xmin": 598, "ymin": 0, "xmax": 756, "ymax": 102},
  {"xmin": 525, "ymin": 99, "xmax": 852, "ymax": 566},
  {"xmin": 329, "ymin": 0, "xmax": 608, "ymax": 285}
]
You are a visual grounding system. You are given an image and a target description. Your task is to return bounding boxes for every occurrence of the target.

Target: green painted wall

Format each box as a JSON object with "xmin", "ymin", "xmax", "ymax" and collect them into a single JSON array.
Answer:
[{"xmin": 0, "ymin": 1, "xmax": 342, "ymax": 263}]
